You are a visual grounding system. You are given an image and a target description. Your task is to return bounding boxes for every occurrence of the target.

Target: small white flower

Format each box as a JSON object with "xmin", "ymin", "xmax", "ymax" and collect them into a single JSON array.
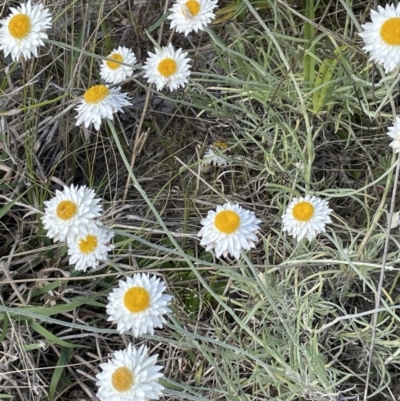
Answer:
[
  {"xmin": 387, "ymin": 117, "xmax": 400, "ymax": 153},
  {"xmin": 67, "ymin": 225, "xmax": 114, "ymax": 272},
  {"xmin": 198, "ymin": 202, "xmax": 261, "ymax": 259},
  {"xmin": 143, "ymin": 43, "xmax": 191, "ymax": 91},
  {"xmin": 100, "ymin": 46, "xmax": 137, "ymax": 84},
  {"xmin": 282, "ymin": 195, "xmax": 332, "ymax": 241},
  {"xmin": 106, "ymin": 273, "xmax": 172, "ymax": 336},
  {"xmin": 0, "ymin": 0, "xmax": 52, "ymax": 61},
  {"xmin": 203, "ymin": 141, "xmax": 230, "ymax": 167},
  {"xmin": 75, "ymin": 84, "xmax": 131, "ymax": 131},
  {"xmin": 96, "ymin": 344, "xmax": 164, "ymax": 401},
  {"xmin": 41, "ymin": 184, "xmax": 102, "ymax": 243},
  {"xmin": 359, "ymin": 3, "xmax": 400, "ymax": 73},
  {"xmin": 168, "ymin": 0, "xmax": 218, "ymax": 36}
]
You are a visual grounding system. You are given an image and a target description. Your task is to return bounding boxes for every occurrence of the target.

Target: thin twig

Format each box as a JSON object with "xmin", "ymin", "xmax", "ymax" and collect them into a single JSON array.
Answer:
[
  {"xmin": 2, "ymin": 237, "xmax": 27, "ymax": 306},
  {"xmin": 1, "ymin": 261, "xmax": 27, "ymax": 307},
  {"xmin": 122, "ymin": 1, "xmax": 172, "ymax": 203},
  {"xmin": 315, "ymin": 305, "xmax": 400, "ymax": 333},
  {"xmin": 363, "ymin": 154, "xmax": 400, "ymax": 401},
  {"xmin": 174, "ymin": 156, "xmax": 229, "ymax": 202}
]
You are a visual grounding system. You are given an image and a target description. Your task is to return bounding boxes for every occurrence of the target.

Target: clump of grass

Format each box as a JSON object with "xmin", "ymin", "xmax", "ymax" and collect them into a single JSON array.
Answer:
[{"xmin": 1, "ymin": 0, "xmax": 400, "ymax": 400}]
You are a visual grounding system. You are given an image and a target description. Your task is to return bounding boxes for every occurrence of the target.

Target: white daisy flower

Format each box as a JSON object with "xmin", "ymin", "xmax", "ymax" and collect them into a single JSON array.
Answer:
[
  {"xmin": 96, "ymin": 344, "xmax": 164, "ymax": 401},
  {"xmin": 198, "ymin": 202, "xmax": 261, "ymax": 259},
  {"xmin": 203, "ymin": 141, "xmax": 230, "ymax": 167},
  {"xmin": 106, "ymin": 273, "xmax": 172, "ymax": 337},
  {"xmin": 282, "ymin": 195, "xmax": 332, "ymax": 241},
  {"xmin": 168, "ymin": 0, "xmax": 218, "ymax": 36},
  {"xmin": 67, "ymin": 225, "xmax": 114, "ymax": 272},
  {"xmin": 143, "ymin": 43, "xmax": 191, "ymax": 91},
  {"xmin": 0, "ymin": 0, "xmax": 52, "ymax": 61},
  {"xmin": 41, "ymin": 184, "xmax": 102, "ymax": 243},
  {"xmin": 387, "ymin": 117, "xmax": 400, "ymax": 153},
  {"xmin": 100, "ymin": 46, "xmax": 137, "ymax": 84},
  {"xmin": 75, "ymin": 84, "xmax": 131, "ymax": 131},
  {"xmin": 359, "ymin": 3, "xmax": 400, "ymax": 73}
]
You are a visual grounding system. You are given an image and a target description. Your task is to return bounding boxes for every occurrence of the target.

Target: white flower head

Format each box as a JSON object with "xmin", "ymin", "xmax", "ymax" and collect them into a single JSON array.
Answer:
[
  {"xmin": 168, "ymin": 0, "xmax": 218, "ymax": 36},
  {"xmin": 67, "ymin": 224, "xmax": 114, "ymax": 272},
  {"xmin": 282, "ymin": 195, "xmax": 332, "ymax": 241},
  {"xmin": 100, "ymin": 46, "xmax": 137, "ymax": 84},
  {"xmin": 75, "ymin": 84, "xmax": 131, "ymax": 131},
  {"xmin": 96, "ymin": 344, "xmax": 164, "ymax": 401},
  {"xmin": 198, "ymin": 202, "xmax": 261, "ymax": 259},
  {"xmin": 106, "ymin": 273, "xmax": 172, "ymax": 336},
  {"xmin": 0, "ymin": 0, "xmax": 52, "ymax": 61},
  {"xmin": 387, "ymin": 116, "xmax": 400, "ymax": 152},
  {"xmin": 359, "ymin": 3, "xmax": 400, "ymax": 73},
  {"xmin": 143, "ymin": 43, "xmax": 191, "ymax": 91},
  {"xmin": 203, "ymin": 141, "xmax": 230, "ymax": 167},
  {"xmin": 41, "ymin": 184, "xmax": 102, "ymax": 243}
]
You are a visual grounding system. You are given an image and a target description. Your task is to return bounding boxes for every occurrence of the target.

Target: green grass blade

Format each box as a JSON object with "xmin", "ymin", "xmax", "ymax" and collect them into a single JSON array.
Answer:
[
  {"xmin": 29, "ymin": 321, "xmax": 84, "ymax": 349},
  {"xmin": 48, "ymin": 347, "xmax": 72, "ymax": 401},
  {"xmin": 0, "ymin": 191, "xmax": 27, "ymax": 219},
  {"xmin": 303, "ymin": 0, "xmax": 315, "ymax": 89},
  {"xmin": 313, "ymin": 56, "xmax": 338, "ymax": 113}
]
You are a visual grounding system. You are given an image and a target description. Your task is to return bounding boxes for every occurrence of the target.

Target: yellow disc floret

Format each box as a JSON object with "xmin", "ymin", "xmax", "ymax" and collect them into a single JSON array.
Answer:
[
  {"xmin": 111, "ymin": 366, "xmax": 134, "ymax": 392},
  {"xmin": 214, "ymin": 141, "xmax": 228, "ymax": 150},
  {"xmin": 214, "ymin": 210, "xmax": 241, "ymax": 234},
  {"xmin": 56, "ymin": 200, "xmax": 78, "ymax": 220},
  {"xmin": 158, "ymin": 58, "xmax": 177, "ymax": 77},
  {"xmin": 380, "ymin": 17, "xmax": 400, "ymax": 46},
  {"xmin": 106, "ymin": 53, "xmax": 123, "ymax": 70},
  {"xmin": 78, "ymin": 235, "xmax": 98, "ymax": 254},
  {"xmin": 84, "ymin": 85, "xmax": 109, "ymax": 104},
  {"xmin": 124, "ymin": 287, "xmax": 150, "ymax": 313},
  {"xmin": 8, "ymin": 14, "xmax": 31, "ymax": 39},
  {"xmin": 185, "ymin": 0, "xmax": 201, "ymax": 16},
  {"xmin": 292, "ymin": 201, "xmax": 314, "ymax": 222}
]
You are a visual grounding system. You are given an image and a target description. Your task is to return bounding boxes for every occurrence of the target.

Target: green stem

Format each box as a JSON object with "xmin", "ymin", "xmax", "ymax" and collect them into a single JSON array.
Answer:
[{"xmin": 303, "ymin": 0, "xmax": 315, "ymax": 88}]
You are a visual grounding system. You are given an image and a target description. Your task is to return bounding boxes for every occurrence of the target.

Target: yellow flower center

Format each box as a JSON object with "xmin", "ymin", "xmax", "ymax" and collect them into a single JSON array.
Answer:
[
  {"xmin": 214, "ymin": 141, "xmax": 228, "ymax": 150},
  {"xmin": 214, "ymin": 210, "xmax": 241, "ymax": 234},
  {"xmin": 111, "ymin": 366, "xmax": 134, "ymax": 392},
  {"xmin": 106, "ymin": 53, "xmax": 123, "ymax": 70},
  {"xmin": 78, "ymin": 235, "xmax": 98, "ymax": 254},
  {"xmin": 185, "ymin": 0, "xmax": 201, "ymax": 16},
  {"xmin": 292, "ymin": 201, "xmax": 314, "ymax": 222},
  {"xmin": 56, "ymin": 200, "xmax": 78, "ymax": 220},
  {"xmin": 124, "ymin": 287, "xmax": 150, "ymax": 313},
  {"xmin": 8, "ymin": 14, "xmax": 31, "ymax": 39},
  {"xmin": 158, "ymin": 58, "xmax": 177, "ymax": 78},
  {"xmin": 380, "ymin": 17, "xmax": 400, "ymax": 46},
  {"xmin": 83, "ymin": 85, "xmax": 109, "ymax": 104}
]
